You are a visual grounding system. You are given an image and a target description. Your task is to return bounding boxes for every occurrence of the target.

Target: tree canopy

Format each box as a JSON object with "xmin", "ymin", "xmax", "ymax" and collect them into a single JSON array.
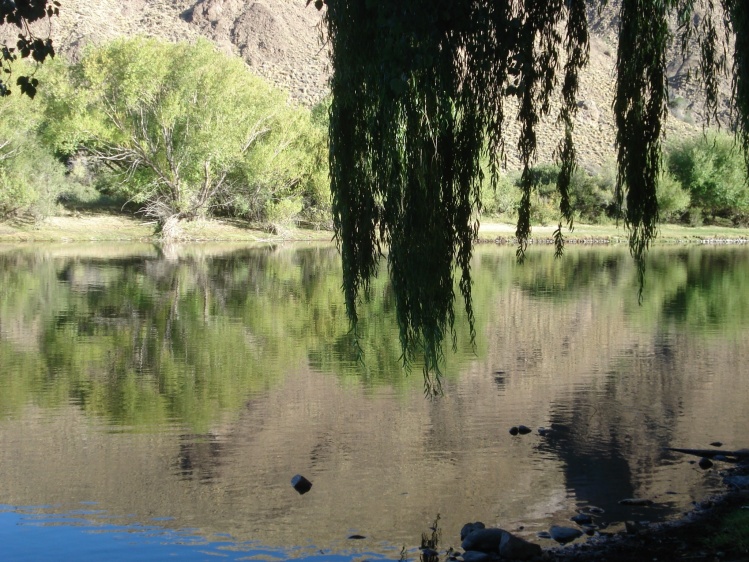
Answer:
[
  {"xmin": 317, "ymin": 0, "xmax": 749, "ymax": 389},
  {"xmin": 42, "ymin": 37, "xmax": 328, "ymax": 235}
]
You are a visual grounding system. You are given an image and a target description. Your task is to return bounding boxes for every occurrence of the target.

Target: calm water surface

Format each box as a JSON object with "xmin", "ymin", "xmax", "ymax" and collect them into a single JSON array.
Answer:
[{"xmin": 1, "ymin": 242, "xmax": 748, "ymax": 560}]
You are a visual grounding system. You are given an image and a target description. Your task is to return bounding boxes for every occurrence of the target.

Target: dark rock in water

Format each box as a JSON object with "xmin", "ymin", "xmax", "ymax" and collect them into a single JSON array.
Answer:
[
  {"xmin": 571, "ymin": 513, "xmax": 593, "ymax": 525},
  {"xmin": 536, "ymin": 531, "xmax": 552, "ymax": 540},
  {"xmin": 518, "ymin": 425, "xmax": 532, "ymax": 435},
  {"xmin": 549, "ymin": 526, "xmax": 583, "ymax": 544},
  {"xmin": 581, "ymin": 525, "xmax": 598, "ymax": 536},
  {"xmin": 586, "ymin": 506, "xmax": 605, "ymax": 515},
  {"xmin": 461, "ymin": 528, "xmax": 507, "ymax": 553},
  {"xmin": 348, "ymin": 534, "xmax": 366, "ymax": 540},
  {"xmin": 462, "ymin": 551, "xmax": 493, "ymax": 562},
  {"xmin": 290, "ymin": 474, "xmax": 312, "ymax": 494},
  {"xmin": 710, "ymin": 441, "xmax": 723, "ymax": 447},
  {"xmin": 699, "ymin": 457, "xmax": 714, "ymax": 470},
  {"xmin": 625, "ymin": 520, "xmax": 649, "ymax": 535},
  {"xmin": 619, "ymin": 498, "xmax": 653, "ymax": 506},
  {"xmin": 537, "ymin": 427, "xmax": 551, "ymax": 437},
  {"xmin": 460, "ymin": 521, "xmax": 486, "ymax": 541},
  {"xmin": 499, "ymin": 532, "xmax": 542, "ymax": 560},
  {"xmin": 509, "ymin": 426, "xmax": 520, "ymax": 436}
]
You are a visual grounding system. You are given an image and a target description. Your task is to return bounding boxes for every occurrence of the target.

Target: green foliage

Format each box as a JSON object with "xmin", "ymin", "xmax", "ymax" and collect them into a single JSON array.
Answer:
[
  {"xmin": 0, "ymin": 76, "xmax": 77, "ymax": 219},
  {"xmin": 42, "ymin": 37, "xmax": 328, "ymax": 231},
  {"xmin": 666, "ymin": 132, "xmax": 749, "ymax": 224}
]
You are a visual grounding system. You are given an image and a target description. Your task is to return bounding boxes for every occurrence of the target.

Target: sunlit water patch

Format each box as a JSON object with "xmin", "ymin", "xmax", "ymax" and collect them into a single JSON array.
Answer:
[{"xmin": 1, "ymin": 243, "xmax": 748, "ymax": 560}]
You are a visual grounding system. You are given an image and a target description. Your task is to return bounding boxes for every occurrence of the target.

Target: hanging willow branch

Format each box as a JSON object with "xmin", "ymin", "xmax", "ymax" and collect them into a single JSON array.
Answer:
[{"xmin": 318, "ymin": 0, "xmax": 746, "ymax": 388}]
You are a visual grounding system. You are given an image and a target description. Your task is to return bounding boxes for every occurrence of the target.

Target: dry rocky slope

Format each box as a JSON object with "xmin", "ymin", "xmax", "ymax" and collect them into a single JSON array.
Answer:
[{"xmin": 23, "ymin": 0, "xmax": 732, "ymax": 172}]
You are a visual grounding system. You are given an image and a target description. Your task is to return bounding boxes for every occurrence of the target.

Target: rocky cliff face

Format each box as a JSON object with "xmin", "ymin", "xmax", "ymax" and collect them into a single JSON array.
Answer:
[{"xmin": 7, "ymin": 0, "xmax": 734, "ymax": 171}]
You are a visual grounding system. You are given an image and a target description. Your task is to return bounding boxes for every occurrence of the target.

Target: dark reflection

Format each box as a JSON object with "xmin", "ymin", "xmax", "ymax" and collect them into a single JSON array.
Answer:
[{"xmin": 177, "ymin": 434, "xmax": 224, "ymax": 482}]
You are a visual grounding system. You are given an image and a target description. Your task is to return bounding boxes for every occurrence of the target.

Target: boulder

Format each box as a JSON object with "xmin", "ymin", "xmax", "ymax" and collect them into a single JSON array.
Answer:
[
  {"xmin": 518, "ymin": 425, "xmax": 532, "ymax": 435},
  {"xmin": 499, "ymin": 532, "xmax": 542, "ymax": 560},
  {"xmin": 462, "ymin": 551, "xmax": 494, "ymax": 562},
  {"xmin": 461, "ymin": 522, "xmax": 486, "ymax": 541},
  {"xmin": 509, "ymin": 426, "xmax": 520, "ymax": 436},
  {"xmin": 461, "ymin": 528, "xmax": 507, "ymax": 553},
  {"xmin": 571, "ymin": 513, "xmax": 593, "ymax": 525},
  {"xmin": 698, "ymin": 457, "xmax": 714, "ymax": 470},
  {"xmin": 549, "ymin": 525, "xmax": 582, "ymax": 544}
]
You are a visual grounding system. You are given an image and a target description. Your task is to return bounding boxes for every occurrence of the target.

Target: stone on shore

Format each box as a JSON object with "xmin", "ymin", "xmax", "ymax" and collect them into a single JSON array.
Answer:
[
  {"xmin": 462, "ymin": 551, "xmax": 494, "ymax": 562},
  {"xmin": 549, "ymin": 525, "xmax": 583, "ymax": 544},
  {"xmin": 461, "ymin": 521, "xmax": 486, "ymax": 541},
  {"xmin": 571, "ymin": 513, "xmax": 593, "ymax": 525},
  {"xmin": 461, "ymin": 527, "xmax": 507, "ymax": 553},
  {"xmin": 499, "ymin": 532, "xmax": 542, "ymax": 560}
]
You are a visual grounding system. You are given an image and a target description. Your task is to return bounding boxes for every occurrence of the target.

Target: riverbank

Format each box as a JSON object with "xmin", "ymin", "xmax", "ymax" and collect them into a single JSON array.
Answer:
[{"xmin": 2, "ymin": 212, "xmax": 749, "ymax": 245}]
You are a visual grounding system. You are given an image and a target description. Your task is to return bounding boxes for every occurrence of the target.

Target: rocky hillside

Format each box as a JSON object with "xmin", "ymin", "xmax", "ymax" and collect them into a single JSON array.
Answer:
[{"xmin": 8, "ymin": 0, "xmax": 734, "ymax": 172}]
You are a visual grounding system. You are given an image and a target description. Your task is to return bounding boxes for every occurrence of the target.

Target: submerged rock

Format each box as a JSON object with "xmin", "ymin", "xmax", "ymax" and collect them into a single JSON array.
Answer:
[
  {"xmin": 549, "ymin": 525, "xmax": 583, "ymax": 544},
  {"xmin": 499, "ymin": 532, "xmax": 542, "ymax": 560},
  {"xmin": 619, "ymin": 498, "xmax": 653, "ymax": 506},
  {"xmin": 461, "ymin": 528, "xmax": 507, "ymax": 553}
]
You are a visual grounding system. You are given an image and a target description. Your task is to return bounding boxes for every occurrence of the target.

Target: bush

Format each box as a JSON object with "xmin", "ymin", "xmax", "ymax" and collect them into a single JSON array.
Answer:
[
  {"xmin": 666, "ymin": 132, "xmax": 749, "ymax": 224},
  {"xmin": 0, "ymin": 78, "xmax": 79, "ymax": 219}
]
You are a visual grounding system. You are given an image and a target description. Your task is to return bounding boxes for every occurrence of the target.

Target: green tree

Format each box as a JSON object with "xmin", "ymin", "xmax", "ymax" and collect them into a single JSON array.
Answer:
[
  {"xmin": 317, "ymin": 0, "xmax": 749, "ymax": 384},
  {"xmin": 0, "ymin": 72, "xmax": 76, "ymax": 218},
  {"xmin": 666, "ymin": 132, "xmax": 749, "ymax": 224},
  {"xmin": 44, "ymin": 37, "xmax": 325, "ymax": 235}
]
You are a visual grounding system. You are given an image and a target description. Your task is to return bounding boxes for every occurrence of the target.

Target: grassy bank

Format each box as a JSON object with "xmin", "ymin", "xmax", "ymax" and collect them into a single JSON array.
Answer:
[{"xmin": 2, "ymin": 212, "xmax": 749, "ymax": 245}]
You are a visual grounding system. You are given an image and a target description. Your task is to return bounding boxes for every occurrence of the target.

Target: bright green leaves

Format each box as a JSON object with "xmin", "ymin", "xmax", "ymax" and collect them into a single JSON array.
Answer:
[{"xmin": 43, "ymin": 37, "xmax": 326, "ymax": 231}]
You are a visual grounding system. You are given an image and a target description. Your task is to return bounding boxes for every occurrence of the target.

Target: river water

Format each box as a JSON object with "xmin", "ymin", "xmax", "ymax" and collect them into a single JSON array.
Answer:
[{"xmin": 0, "ymin": 242, "xmax": 747, "ymax": 561}]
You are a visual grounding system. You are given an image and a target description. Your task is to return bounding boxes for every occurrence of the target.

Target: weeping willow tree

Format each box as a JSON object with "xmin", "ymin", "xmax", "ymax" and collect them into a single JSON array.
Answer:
[{"xmin": 318, "ymin": 0, "xmax": 749, "ymax": 391}]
